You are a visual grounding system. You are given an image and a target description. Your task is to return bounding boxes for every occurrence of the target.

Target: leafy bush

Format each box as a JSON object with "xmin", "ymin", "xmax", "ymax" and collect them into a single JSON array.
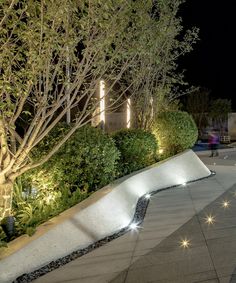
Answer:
[
  {"xmin": 11, "ymin": 177, "xmax": 89, "ymax": 238},
  {"xmin": 27, "ymin": 124, "xmax": 120, "ymax": 193},
  {"xmin": 3, "ymin": 125, "xmax": 119, "ymax": 240},
  {"xmin": 112, "ymin": 129, "xmax": 158, "ymax": 175},
  {"xmin": 152, "ymin": 111, "xmax": 198, "ymax": 158}
]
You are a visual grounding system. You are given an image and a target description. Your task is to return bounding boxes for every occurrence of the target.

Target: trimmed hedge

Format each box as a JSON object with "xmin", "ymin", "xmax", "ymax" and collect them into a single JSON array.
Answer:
[
  {"xmin": 152, "ymin": 111, "xmax": 198, "ymax": 158},
  {"xmin": 112, "ymin": 129, "xmax": 158, "ymax": 175},
  {"xmin": 26, "ymin": 124, "xmax": 120, "ymax": 193}
]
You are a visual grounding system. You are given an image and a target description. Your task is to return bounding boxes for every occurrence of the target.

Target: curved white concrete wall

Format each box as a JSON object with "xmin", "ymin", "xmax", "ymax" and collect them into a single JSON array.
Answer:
[{"xmin": 0, "ymin": 149, "xmax": 211, "ymax": 283}]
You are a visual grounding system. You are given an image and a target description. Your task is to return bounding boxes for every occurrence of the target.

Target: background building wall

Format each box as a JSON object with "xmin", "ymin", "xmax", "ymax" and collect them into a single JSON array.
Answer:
[
  {"xmin": 105, "ymin": 112, "xmax": 127, "ymax": 133},
  {"xmin": 228, "ymin": 113, "xmax": 236, "ymax": 140}
]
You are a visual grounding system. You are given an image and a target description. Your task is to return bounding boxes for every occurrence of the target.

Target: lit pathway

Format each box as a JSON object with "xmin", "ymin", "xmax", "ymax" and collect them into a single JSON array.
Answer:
[{"xmin": 33, "ymin": 151, "xmax": 236, "ymax": 283}]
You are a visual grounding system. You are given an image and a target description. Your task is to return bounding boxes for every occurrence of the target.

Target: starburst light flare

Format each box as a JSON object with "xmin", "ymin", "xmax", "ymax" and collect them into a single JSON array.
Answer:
[
  {"xmin": 204, "ymin": 214, "xmax": 215, "ymax": 225},
  {"xmin": 180, "ymin": 238, "xmax": 190, "ymax": 249},
  {"xmin": 130, "ymin": 223, "xmax": 139, "ymax": 230},
  {"xmin": 222, "ymin": 200, "xmax": 230, "ymax": 208},
  {"xmin": 145, "ymin": 194, "xmax": 151, "ymax": 199}
]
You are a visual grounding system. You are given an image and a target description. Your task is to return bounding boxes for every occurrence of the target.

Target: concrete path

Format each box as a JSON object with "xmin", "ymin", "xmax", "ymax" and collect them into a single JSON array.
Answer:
[{"xmin": 33, "ymin": 151, "xmax": 236, "ymax": 283}]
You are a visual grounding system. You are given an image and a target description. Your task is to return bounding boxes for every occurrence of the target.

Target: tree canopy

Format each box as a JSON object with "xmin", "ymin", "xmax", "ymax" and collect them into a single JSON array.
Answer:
[
  {"xmin": 0, "ymin": 0, "xmax": 199, "ymax": 220},
  {"xmin": 124, "ymin": 0, "xmax": 199, "ymax": 129}
]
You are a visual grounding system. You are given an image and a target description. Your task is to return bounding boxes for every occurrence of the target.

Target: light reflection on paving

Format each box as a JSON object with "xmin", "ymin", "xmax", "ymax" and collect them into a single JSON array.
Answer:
[
  {"xmin": 110, "ymin": 183, "xmax": 236, "ymax": 283},
  {"xmin": 33, "ymin": 155, "xmax": 236, "ymax": 283}
]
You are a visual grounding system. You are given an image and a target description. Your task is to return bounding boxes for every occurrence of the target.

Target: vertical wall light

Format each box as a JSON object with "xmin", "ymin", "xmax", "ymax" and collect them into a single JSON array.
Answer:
[
  {"xmin": 66, "ymin": 46, "xmax": 71, "ymax": 124},
  {"xmin": 127, "ymin": 98, "xmax": 131, "ymax": 128},
  {"xmin": 99, "ymin": 80, "xmax": 105, "ymax": 125},
  {"xmin": 150, "ymin": 96, "xmax": 154, "ymax": 120}
]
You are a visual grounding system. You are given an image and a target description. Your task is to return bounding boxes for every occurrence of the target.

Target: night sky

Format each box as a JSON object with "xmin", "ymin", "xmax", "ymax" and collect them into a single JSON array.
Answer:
[{"xmin": 180, "ymin": 0, "xmax": 236, "ymax": 110}]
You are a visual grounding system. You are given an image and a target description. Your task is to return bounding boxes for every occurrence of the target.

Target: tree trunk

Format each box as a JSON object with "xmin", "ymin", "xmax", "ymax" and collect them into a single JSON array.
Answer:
[{"xmin": 0, "ymin": 181, "xmax": 14, "ymax": 221}]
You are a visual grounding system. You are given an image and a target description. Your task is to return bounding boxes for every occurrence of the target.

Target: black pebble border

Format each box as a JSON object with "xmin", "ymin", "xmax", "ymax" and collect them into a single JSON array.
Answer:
[{"xmin": 13, "ymin": 171, "xmax": 215, "ymax": 283}]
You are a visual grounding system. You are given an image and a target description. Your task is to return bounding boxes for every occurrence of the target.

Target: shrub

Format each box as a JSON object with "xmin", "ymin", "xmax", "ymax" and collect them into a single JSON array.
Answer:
[
  {"xmin": 26, "ymin": 124, "xmax": 120, "ymax": 193},
  {"xmin": 152, "ymin": 111, "xmax": 198, "ymax": 158},
  {"xmin": 112, "ymin": 129, "xmax": 158, "ymax": 175},
  {"xmin": 4, "ymin": 124, "xmax": 120, "ymax": 240}
]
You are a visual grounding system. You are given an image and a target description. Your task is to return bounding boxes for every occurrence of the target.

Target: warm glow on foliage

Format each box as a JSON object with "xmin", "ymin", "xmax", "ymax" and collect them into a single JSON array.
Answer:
[{"xmin": 44, "ymin": 194, "xmax": 56, "ymax": 205}]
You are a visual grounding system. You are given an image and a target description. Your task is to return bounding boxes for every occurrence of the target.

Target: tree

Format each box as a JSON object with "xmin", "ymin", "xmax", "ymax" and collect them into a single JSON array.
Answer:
[
  {"xmin": 186, "ymin": 88, "xmax": 210, "ymax": 136},
  {"xmin": 0, "ymin": 0, "xmax": 149, "ymax": 220},
  {"xmin": 209, "ymin": 99, "xmax": 231, "ymax": 135},
  {"xmin": 122, "ymin": 0, "xmax": 199, "ymax": 129}
]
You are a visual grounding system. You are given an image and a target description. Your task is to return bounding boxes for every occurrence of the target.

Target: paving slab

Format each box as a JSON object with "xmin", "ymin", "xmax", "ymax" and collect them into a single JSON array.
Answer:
[{"xmin": 32, "ymin": 151, "xmax": 236, "ymax": 283}]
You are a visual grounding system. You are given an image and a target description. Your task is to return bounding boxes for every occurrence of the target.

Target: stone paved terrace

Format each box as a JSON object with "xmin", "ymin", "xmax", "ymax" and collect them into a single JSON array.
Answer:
[{"xmin": 33, "ymin": 150, "xmax": 236, "ymax": 283}]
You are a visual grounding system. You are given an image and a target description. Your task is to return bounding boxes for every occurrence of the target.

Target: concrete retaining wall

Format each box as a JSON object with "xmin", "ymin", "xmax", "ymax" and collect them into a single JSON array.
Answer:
[{"xmin": 0, "ymin": 149, "xmax": 211, "ymax": 283}]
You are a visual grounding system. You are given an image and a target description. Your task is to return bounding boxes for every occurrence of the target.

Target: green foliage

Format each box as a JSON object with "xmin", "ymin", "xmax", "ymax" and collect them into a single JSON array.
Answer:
[
  {"xmin": 0, "ymin": 124, "xmax": 120, "ymax": 241},
  {"xmin": 27, "ymin": 124, "xmax": 120, "ymax": 193},
  {"xmin": 152, "ymin": 111, "xmax": 198, "ymax": 158},
  {"xmin": 0, "ymin": 0, "xmax": 199, "ymax": 223},
  {"xmin": 12, "ymin": 177, "xmax": 88, "ymax": 238},
  {"xmin": 186, "ymin": 88, "xmax": 210, "ymax": 136},
  {"xmin": 0, "ymin": 125, "xmax": 159, "ymax": 242},
  {"xmin": 209, "ymin": 99, "xmax": 231, "ymax": 120},
  {"xmin": 0, "ymin": 226, "xmax": 7, "ymax": 247},
  {"xmin": 209, "ymin": 99, "xmax": 231, "ymax": 135},
  {"xmin": 31, "ymin": 123, "xmax": 71, "ymax": 161},
  {"xmin": 112, "ymin": 129, "xmax": 158, "ymax": 175},
  {"xmin": 126, "ymin": 0, "xmax": 199, "ymax": 129}
]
